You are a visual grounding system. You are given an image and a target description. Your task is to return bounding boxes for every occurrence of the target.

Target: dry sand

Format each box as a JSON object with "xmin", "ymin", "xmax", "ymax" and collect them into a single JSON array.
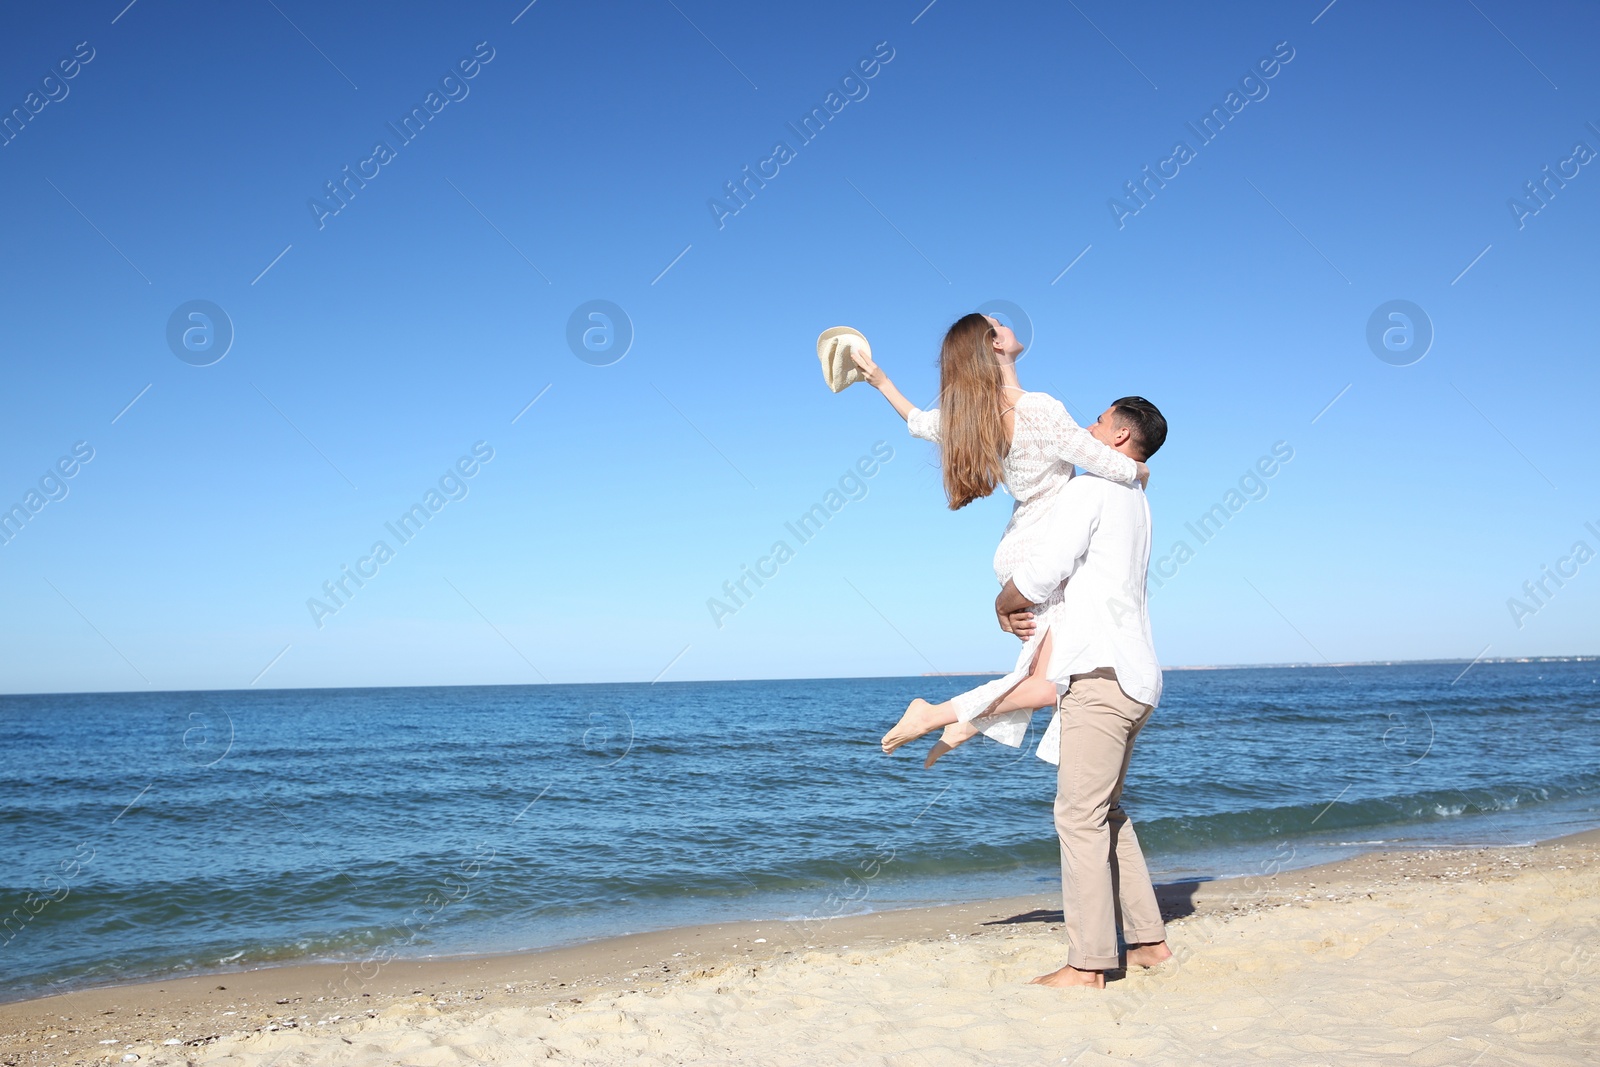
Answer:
[{"xmin": 5, "ymin": 829, "xmax": 1597, "ymax": 1066}]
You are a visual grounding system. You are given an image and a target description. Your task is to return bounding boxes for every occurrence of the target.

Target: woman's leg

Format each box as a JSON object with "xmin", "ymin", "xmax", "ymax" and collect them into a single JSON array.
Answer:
[{"xmin": 925, "ymin": 631, "xmax": 1056, "ymax": 768}]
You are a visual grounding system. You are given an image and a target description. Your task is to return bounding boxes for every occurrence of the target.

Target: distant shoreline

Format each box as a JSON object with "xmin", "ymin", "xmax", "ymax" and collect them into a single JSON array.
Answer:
[
  {"xmin": 925, "ymin": 654, "xmax": 1600, "ymax": 676},
  {"xmin": 1162, "ymin": 654, "xmax": 1599, "ymax": 671}
]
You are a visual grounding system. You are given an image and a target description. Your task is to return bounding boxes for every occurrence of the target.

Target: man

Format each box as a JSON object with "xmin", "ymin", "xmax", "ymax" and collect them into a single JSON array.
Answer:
[{"xmin": 994, "ymin": 396, "xmax": 1171, "ymax": 989}]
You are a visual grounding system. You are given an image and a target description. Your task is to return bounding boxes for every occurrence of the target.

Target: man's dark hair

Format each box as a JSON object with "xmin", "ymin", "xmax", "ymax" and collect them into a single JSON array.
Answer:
[{"xmin": 1109, "ymin": 396, "xmax": 1167, "ymax": 459}]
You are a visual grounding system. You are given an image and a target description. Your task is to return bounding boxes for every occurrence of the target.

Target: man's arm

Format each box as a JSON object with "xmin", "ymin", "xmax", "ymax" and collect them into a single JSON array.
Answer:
[
  {"xmin": 995, "ymin": 579, "xmax": 1038, "ymax": 640},
  {"xmin": 1010, "ymin": 483, "xmax": 1102, "ymax": 602},
  {"xmin": 996, "ymin": 578, "xmax": 1032, "ymax": 616},
  {"xmin": 992, "ymin": 482, "xmax": 1104, "ymax": 637}
]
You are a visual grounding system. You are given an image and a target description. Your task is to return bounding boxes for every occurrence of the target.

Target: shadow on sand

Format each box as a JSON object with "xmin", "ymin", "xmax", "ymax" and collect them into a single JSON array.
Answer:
[
  {"xmin": 979, "ymin": 879, "xmax": 1206, "ymax": 928},
  {"xmin": 978, "ymin": 881, "xmax": 1205, "ymax": 984}
]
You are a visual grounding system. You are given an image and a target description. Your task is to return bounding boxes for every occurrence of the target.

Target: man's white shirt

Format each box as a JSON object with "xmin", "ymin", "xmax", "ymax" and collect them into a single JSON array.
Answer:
[{"xmin": 1011, "ymin": 472, "xmax": 1163, "ymax": 711}]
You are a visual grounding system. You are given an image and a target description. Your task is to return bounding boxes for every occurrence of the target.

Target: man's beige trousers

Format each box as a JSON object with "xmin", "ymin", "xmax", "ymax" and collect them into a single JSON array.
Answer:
[{"xmin": 1054, "ymin": 667, "xmax": 1166, "ymax": 970}]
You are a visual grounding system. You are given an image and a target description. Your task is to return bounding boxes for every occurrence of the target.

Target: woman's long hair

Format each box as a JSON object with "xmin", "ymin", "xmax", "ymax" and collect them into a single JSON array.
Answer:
[{"xmin": 937, "ymin": 313, "xmax": 1008, "ymax": 510}]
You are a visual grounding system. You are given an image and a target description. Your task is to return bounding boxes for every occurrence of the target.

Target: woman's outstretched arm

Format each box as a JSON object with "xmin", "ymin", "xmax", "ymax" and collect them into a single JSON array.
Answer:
[
  {"xmin": 850, "ymin": 347, "xmax": 944, "ymax": 442},
  {"xmin": 848, "ymin": 346, "xmax": 916, "ymax": 421}
]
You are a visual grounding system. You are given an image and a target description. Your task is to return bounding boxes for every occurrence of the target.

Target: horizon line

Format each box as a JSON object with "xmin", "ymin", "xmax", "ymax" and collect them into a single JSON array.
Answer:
[{"xmin": 2, "ymin": 654, "xmax": 1596, "ymax": 699}]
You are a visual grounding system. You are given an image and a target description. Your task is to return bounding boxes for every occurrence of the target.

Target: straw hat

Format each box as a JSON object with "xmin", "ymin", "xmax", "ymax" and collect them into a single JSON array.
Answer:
[{"xmin": 816, "ymin": 326, "xmax": 871, "ymax": 393}]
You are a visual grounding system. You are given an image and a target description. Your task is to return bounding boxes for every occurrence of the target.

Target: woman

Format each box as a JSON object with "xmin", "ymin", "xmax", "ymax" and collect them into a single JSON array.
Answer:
[{"xmin": 851, "ymin": 313, "xmax": 1147, "ymax": 767}]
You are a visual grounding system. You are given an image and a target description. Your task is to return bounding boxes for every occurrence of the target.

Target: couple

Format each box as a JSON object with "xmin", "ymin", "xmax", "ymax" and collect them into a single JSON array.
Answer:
[{"xmin": 851, "ymin": 312, "xmax": 1172, "ymax": 988}]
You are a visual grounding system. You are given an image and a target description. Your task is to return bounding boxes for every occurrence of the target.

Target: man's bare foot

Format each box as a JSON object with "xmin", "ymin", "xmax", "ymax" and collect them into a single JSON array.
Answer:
[
  {"xmin": 1029, "ymin": 964, "xmax": 1104, "ymax": 989},
  {"xmin": 923, "ymin": 721, "xmax": 980, "ymax": 768},
  {"xmin": 1125, "ymin": 941, "xmax": 1172, "ymax": 968},
  {"xmin": 881, "ymin": 699, "xmax": 947, "ymax": 754}
]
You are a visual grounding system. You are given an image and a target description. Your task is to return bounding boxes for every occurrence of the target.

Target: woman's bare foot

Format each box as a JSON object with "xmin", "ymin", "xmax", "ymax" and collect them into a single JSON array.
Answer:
[
  {"xmin": 881, "ymin": 699, "xmax": 949, "ymax": 754},
  {"xmin": 1029, "ymin": 964, "xmax": 1104, "ymax": 989},
  {"xmin": 1125, "ymin": 941, "xmax": 1172, "ymax": 968},
  {"xmin": 923, "ymin": 721, "xmax": 980, "ymax": 768}
]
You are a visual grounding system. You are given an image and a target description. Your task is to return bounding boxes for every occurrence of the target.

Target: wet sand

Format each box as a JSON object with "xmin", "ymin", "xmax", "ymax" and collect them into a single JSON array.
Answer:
[{"xmin": 5, "ymin": 829, "xmax": 1597, "ymax": 1065}]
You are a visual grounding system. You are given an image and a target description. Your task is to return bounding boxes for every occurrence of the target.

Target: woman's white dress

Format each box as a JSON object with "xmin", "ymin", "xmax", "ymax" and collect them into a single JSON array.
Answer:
[{"xmin": 906, "ymin": 392, "xmax": 1139, "ymax": 764}]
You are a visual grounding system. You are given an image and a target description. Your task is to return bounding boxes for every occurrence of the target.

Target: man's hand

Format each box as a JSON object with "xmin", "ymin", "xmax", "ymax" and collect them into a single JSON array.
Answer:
[
  {"xmin": 995, "ymin": 579, "xmax": 1038, "ymax": 640},
  {"xmin": 998, "ymin": 608, "xmax": 1036, "ymax": 640}
]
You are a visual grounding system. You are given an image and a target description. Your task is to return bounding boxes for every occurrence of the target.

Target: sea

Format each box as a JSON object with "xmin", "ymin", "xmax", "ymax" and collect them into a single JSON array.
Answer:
[{"xmin": 2, "ymin": 659, "xmax": 1597, "ymax": 1003}]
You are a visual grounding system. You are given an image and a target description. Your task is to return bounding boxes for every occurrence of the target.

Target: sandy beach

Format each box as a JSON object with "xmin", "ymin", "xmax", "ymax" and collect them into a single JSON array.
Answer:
[{"xmin": 4, "ymin": 829, "xmax": 1596, "ymax": 1066}]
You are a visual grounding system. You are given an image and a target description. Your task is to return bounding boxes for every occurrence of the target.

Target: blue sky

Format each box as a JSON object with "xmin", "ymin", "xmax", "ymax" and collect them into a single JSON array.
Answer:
[{"xmin": 1, "ymin": 0, "xmax": 1597, "ymax": 694}]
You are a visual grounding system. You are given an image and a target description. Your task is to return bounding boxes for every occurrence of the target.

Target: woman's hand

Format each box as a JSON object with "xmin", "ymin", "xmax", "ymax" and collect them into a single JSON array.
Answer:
[
  {"xmin": 847, "ymin": 345, "xmax": 917, "ymax": 421},
  {"xmin": 847, "ymin": 346, "xmax": 888, "ymax": 390},
  {"xmin": 1135, "ymin": 461, "xmax": 1151, "ymax": 490}
]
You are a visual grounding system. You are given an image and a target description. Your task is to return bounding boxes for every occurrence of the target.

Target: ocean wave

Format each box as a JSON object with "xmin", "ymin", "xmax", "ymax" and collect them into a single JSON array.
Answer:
[{"xmin": 1133, "ymin": 775, "xmax": 1599, "ymax": 853}]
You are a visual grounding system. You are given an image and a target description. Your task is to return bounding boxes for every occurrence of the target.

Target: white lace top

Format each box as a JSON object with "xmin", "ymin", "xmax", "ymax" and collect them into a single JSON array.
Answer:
[{"xmin": 906, "ymin": 391, "xmax": 1139, "ymax": 585}]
